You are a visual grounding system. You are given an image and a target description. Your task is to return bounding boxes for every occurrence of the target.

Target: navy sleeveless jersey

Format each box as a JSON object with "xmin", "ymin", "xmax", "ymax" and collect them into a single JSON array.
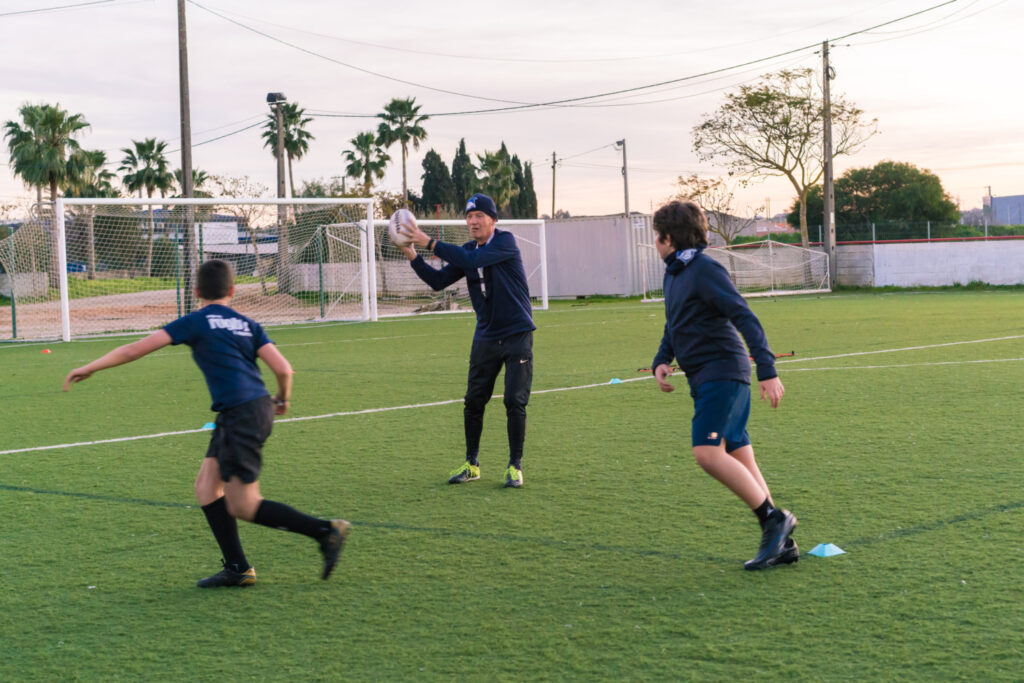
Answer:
[{"xmin": 164, "ymin": 303, "xmax": 273, "ymax": 411}]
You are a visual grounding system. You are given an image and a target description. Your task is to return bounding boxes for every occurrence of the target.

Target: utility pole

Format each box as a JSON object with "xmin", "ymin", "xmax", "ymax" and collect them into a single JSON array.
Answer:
[
  {"xmin": 822, "ymin": 41, "xmax": 837, "ymax": 288},
  {"xmin": 616, "ymin": 139, "xmax": 630, "ymax": 218},
  {"xmin": 550, "ymin": 151, "xmax": 557, "ymax": 219},
  {"xmin": 267, "ymin": 92, "xmax": 289, "ymax": 293},
  {"xmin": 177, "ymin": 0, "xmax": 197, "ymax": 311}
]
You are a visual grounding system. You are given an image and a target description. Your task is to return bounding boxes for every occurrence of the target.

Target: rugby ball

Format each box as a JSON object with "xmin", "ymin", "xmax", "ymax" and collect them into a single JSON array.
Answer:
[{"xmin": 388, "ymin": 209, "xmax": 417, "ymax": 247}]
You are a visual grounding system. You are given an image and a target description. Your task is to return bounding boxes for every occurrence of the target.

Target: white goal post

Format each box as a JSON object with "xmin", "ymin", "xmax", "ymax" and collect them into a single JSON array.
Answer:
[
  {"xmin": 637, "ymin": 238, "xmax": 830, "ymax": 301},
  {"xmin": 0, "ymin": 199, "xmax": 549, "ymax": 341},
  {"xmin": 370, "ymin": 218, "xmax": 548, "ymax": 318},
  {"xmin": 43, "ymin": 197, "xmax": 374, "ymax": 341}
]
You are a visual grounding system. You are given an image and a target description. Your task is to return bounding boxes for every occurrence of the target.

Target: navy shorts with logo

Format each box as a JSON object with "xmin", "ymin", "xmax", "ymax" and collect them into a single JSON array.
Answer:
[
  {"xmin": 690, "ymin": 380, "xmax": 751, "ymax": 451},
  {"xmin": 205, "ymin": 395, "xmax": 274, "ymax": 483}
]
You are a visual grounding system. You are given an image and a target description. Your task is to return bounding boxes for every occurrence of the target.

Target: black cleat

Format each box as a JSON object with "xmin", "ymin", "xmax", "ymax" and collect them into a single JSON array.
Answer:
[
  {"xmin": 744, "ymin": 509, "xmax": 797, "ymax": 571},
  {"xmin": 320, "ymin": 519, "xmax": 351, "ymax": 580},
  {"xmin": 775, "ymin": 537, "xmax": 799, "ymax": 565},
  {"xmin": 196, "ymin": 561, "xmax": 256, "ymax": 588}
]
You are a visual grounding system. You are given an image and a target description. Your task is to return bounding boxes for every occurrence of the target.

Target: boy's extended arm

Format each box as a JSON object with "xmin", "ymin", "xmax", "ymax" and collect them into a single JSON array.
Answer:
[
  {"xmin": 257, "ymin": 342, "xmax": 294, "ymax": 414},
  {"xmin": 62, "ymin": 330, "xmax": 172, "ymax": 391}
]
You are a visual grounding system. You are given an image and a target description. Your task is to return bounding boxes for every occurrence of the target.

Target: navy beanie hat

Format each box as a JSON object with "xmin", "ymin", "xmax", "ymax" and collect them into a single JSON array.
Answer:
[{"xmin": 465, "ymin": 193, "xmax": 498, "ymax": 220}]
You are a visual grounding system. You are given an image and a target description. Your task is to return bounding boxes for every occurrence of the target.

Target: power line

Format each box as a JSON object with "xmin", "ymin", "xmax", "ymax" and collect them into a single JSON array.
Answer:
[
  {"xmin": 310, "ymin": 0, "xmax": 964, "ymax": 118},
  {"xmin": 187, "ymin": 0, "xmax": 541, "ymax": 107},
  {"xmin": 0, "ymin": 0, "xmax": 113, "ymax": 17},
  {"xmin": 0, "ymin": 0, "xmax": 153, "ymax": 18},
  {"xmin": 189, "ymin": 0, "xmax": 900, "ymax": 65}
]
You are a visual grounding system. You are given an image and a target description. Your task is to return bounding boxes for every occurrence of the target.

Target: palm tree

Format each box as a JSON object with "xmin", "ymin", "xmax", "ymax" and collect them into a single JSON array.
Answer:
[
  {"xmin": 4, "ymin": 103, "xmax": 90, "ymax": 202},
  {"xmin": 477, "ymin": 149, "xmax": 518, "ymax": 214},
  {"xmin": 119, "ymin": 138, "xmax": 174, "ymax": 277},
  {"xmin": 342, "ymin": 131, "xmax": 390, "ymax": 193},
  {"xmin": 64, "ymin": 149, "xmax": 118, "ymax": 280},
  {"xmin": 173, "ymin": 167, "xmax": 210, "ymax": 194},
  {"xmin": 376, "ymin": 97, "xmax": 429, "ymax": 207},
  {"xmin": 261, "ymin": 102, "xmax": 315, "ymax": 198},
  {"xmin": 4, "ymin": 102, "xmax": 90, "ymax": 280}
]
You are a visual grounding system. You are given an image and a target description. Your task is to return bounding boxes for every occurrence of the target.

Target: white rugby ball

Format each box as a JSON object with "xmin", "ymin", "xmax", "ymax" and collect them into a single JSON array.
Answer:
[{"xmin": 388, "ymin": 209, "xmax": 417, "ymax": 247}]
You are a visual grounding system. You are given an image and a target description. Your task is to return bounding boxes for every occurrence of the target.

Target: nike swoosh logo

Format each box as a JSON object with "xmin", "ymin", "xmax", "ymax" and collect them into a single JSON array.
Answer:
[{"xmin": 520, "ymin": 359, "xmax": 529, "ymax": 364}]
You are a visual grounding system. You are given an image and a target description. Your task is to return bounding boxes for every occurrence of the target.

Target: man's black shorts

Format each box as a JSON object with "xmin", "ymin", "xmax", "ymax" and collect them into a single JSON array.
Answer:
[{"xmin": 205, "ymin": 395, "xmax": 274, "ymax": 483}]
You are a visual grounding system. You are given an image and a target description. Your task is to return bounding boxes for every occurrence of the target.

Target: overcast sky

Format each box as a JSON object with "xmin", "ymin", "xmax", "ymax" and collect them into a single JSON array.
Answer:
[{"xmin": 1, "ymin": 0, "xmax": 1020, "ymax": 219}]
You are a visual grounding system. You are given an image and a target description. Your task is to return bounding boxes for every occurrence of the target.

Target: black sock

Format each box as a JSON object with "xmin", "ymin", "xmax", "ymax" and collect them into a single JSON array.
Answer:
[
  {"xmin": 753, "ymin": 498, "xmax": 775, "ymax": 531},
  {"xmin": 201, "ymin": 497, "xmax": 249, "ymax": 573},
  {"xmin": 254, "ymin": 499, "xmax": 331, "ymax": 540}
]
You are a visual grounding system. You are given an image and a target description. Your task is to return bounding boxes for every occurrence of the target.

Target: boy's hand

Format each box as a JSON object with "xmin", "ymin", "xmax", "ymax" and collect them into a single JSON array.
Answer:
[
  {"xmin": 63, "ymin": 367, "xmax": 92, "ymax": 391},
  {"xmin": 759, "ymin": 376, "xmax": 784, "ymax": 408},
  {"xmin": 273, "ymin": 395, "xmax": 290, "ymax": 415},
  {"xmin": 654, "ymin": 364, "xmax": 675, "ymax": 393}
]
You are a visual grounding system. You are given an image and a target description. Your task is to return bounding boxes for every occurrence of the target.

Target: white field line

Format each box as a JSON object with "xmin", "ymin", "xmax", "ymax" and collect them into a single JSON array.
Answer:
[
  {"xmin": 6, "ymin": 336, "xmax": 1023, "ymax": 456},
  {"xmin": 783, "ymin": 357, "xmax": 1024, "ymax": 372},
  {"xmin": 0, "ymin": 376, "xmax": 654, "ymax": 455},
  {"xmin": 775, "ymin": 335, "xmax": 1024, "ymax": 364}
]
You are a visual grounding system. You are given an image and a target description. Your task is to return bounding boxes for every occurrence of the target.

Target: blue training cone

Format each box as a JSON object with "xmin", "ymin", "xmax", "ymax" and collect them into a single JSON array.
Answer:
[
  {"xmin": 609, "ymin": 378, "xmax": 623, "ymax": 384},
  {"xmin": 202, "ymin": 422, "xmax": 216, "ymax": 430},
  {"xmin": 808, "ymin": 543, "xmax": 846, "ymax": 557}
]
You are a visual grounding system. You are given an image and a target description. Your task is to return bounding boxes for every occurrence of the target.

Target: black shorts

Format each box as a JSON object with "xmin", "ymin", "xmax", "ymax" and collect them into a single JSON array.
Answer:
[{"xmin": 205, "ymin": 395, "xmax": 274, "ymax": 483}]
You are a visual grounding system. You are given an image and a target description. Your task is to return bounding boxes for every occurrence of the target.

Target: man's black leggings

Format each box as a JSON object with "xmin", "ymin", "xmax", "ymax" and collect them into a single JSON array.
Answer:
[{"xmin": 464, "ymin": 330, "xmax": 533, "ymax": 467}]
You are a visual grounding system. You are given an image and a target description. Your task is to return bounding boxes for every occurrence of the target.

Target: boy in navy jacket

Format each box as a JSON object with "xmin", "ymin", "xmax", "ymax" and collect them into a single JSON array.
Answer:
[
  {"xmin": 397, "ymin": 193, "xmax": 535, "ymax": 488},
  {"xmin": 650, "ymin": 201, "xmax": 797, "ymax": 570},
  {"xmin": 64, "ymin": 259, "xmax": 349, "ymax": 586}
]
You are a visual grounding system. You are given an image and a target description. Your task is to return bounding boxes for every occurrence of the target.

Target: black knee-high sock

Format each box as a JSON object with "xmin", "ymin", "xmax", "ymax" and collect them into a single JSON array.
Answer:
[
  {"xmin": 464, "ymin": 406, "xmax": 484, "ymax": 466},
  {"xmin": 506, "ymin": 406, "xmax": 526, "ymax": 469},
  {"xmin": 201, "ymin": 497, "xmax": 249, "ymax": 572},
  {"xmin": 254, "ymin": 499, "xmax": 331, "ymax": 539},
  {"xmin": 753, "ymin": 498, "xmax": 775, "ymax": 531}
]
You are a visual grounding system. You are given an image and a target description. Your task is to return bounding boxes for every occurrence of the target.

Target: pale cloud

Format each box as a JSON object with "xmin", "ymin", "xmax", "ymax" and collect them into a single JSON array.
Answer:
[{"xmin": 2, "ymin": 0, "xmax": 1021, "ymax": 214}]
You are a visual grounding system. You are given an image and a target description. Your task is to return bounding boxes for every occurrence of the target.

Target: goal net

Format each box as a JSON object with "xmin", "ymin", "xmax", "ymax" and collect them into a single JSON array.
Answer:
[
  {"xmin": 640, "ymin": 239, "xmax": 830, "ymax": 301},
  {"xmin": 2, "ymin": 198, "xmax": 374, "ymax": 341},
  {"xmin": 371, "ymin": 218, "xmax": 548, "ymax": 317}
]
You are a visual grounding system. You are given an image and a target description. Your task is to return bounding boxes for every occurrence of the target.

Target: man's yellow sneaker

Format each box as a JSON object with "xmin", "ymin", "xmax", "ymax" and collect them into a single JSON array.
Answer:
[
  {"xmin": 503, "ymin": 465, "xmax": 523, "ymax": 488},
  {"xmin": 448, "ymin": 462, "xmax": 480, "ymax": 484}
]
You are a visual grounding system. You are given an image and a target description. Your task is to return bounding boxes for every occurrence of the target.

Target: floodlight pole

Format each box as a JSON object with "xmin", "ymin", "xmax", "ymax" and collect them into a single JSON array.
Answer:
[
  {"xmin": 550, "ymin": 151, "xmax": 557, "ymax": 219},
  {"xmin": 822, "ymin": 41, "xmax": 837, "ymax": 289},
  {"xmin": 268, "ymin": 93, "xmax": 289, "ymax": 293},
  {"xmin": 177, "ymin": 0, "xmax": 197, "ymax": 311},
  {"xmin": 616, "ymin": 139, "xmax": 630, "ymax": 218}
]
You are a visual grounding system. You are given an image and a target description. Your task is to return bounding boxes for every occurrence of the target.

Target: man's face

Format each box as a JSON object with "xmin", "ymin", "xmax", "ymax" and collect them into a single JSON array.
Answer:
[
  {"xmin": 654, "ymin": 229, "xmax": 675, "ymax": 259},
  {"xmin": 466, "ymin": 210, "xmax": 496, "ymax": 244}
]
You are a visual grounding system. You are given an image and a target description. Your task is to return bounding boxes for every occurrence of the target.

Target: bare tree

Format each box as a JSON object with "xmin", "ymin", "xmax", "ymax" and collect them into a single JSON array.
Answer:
[
  {"xmin": 671, "ymin": 174, "xmax": 762, "ymax": 246},
  {"xmin": 211, "ymin": 175, "xmax": 273, "ymax": 293},
  {"xmin": 693, "ymin": 68, "xmax": 877, "ymax": 246}
]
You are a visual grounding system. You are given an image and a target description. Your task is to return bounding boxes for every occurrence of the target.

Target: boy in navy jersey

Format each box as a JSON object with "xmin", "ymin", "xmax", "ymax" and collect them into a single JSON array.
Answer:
[
  {"xmin": 64, "ymin": 259, "xmax": 349, "ymax": 587},
  {"xmin": 649, "ymin": 201, "xmax": 797, "ymax": 570}
]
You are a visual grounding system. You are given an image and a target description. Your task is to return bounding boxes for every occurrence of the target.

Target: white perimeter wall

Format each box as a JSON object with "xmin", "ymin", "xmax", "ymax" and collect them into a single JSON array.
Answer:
[{"xmin": 837, "ymin": 240, "xmax": 1024, "ymax": 287}]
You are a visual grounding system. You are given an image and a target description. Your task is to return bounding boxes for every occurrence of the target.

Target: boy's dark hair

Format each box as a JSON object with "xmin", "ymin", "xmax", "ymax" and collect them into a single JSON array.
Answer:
[
  {"xmin": 653, "ymin": 201, "xmax": 709, "ymax": 250},
  {"xmin": 197, "ymin": 259, "xmax": 234, "ymax": 300}
]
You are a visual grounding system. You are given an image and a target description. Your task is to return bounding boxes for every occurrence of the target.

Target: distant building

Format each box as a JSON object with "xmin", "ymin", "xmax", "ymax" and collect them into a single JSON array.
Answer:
[{"xmin": 984, "ymin": 191, "xmax": 1024, "ymax": 225}]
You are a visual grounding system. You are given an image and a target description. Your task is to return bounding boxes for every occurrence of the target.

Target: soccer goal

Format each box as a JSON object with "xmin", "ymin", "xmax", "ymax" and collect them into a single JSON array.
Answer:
[
  {"xmin": 638, "ymin": 239, "xmax": 830, "ymax": 301},
  {"xmin": 371, "ymin": 218, "xmax": 548, "ymax": 318},
  {"xmin": 0, "ymin": 197, "xmax": 376, "ymax": 341}
]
